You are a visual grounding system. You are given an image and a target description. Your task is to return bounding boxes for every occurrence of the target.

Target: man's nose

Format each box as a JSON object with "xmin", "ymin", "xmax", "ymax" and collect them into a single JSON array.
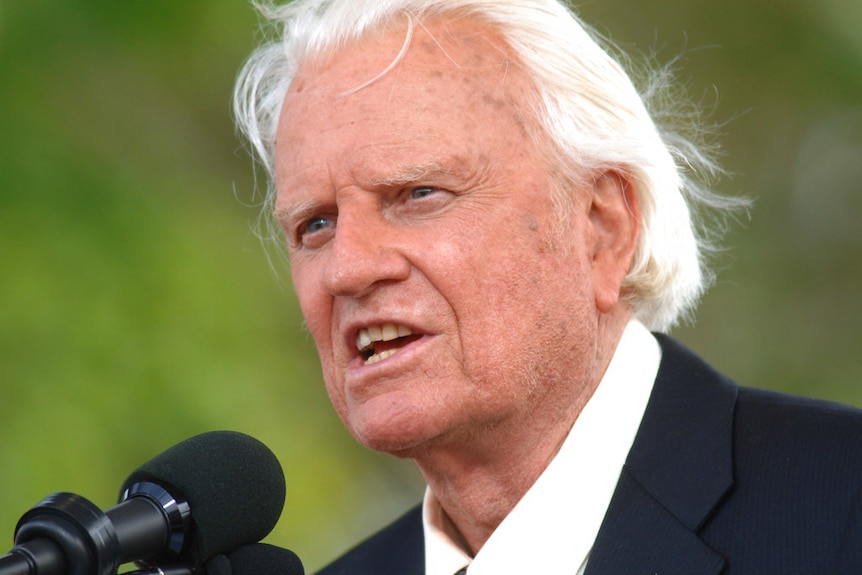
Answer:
[{"xmin": 321, "ymin": 211, "xmax": 411, "ymax": 298}]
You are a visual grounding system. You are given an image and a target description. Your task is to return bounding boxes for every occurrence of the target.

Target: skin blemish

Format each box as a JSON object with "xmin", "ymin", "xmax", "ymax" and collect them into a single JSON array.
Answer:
[{"xmin": 482, "ymin": 93, "xmax": 507, "ymax": 110}]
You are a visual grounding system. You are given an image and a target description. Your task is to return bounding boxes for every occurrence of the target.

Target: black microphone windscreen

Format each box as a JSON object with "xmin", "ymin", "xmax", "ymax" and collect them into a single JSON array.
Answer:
[
  {"xmin": 212, "ymin": 543, "xmax": 304, "ymax": 575},
  {"xmin": 119, "ymin": 431, "xmax": 286, "ymax": 564}
]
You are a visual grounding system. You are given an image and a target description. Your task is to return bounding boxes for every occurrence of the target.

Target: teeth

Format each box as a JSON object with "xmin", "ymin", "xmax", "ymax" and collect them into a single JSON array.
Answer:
[
  {"xmin": 368, "ymin": 325, "xmax": 382, "ymax": 342},
  {"xmin": 364, "ymin": 349, "xmax": 397, "ymax": 365},
  {"xmin": 381, "ymin": 324, "xmax": 398, "ymax": 341},
  {"xmin": 356, "ymin": 323, "xmax": 415, "ymax": 364},
  {"xmin": 356, "ymin": 323, "xmax": 414, "ymax": 349},
  {"xmin": 356, "ymin": 329, "xmax": 372, "ymax": 352}
]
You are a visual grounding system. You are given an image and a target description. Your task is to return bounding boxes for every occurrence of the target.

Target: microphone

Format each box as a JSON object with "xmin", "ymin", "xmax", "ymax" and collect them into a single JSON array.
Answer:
[
  {"xmin": 133, "ymin": 543, "xmax": 305, "ymax": 575},
  {"xmin": 204, "ymin": 543, "xmax": 305, "ymax": 575},
  {"xmin": 0, "ymin": 430, "xmax": 291, "ymax": 575}
]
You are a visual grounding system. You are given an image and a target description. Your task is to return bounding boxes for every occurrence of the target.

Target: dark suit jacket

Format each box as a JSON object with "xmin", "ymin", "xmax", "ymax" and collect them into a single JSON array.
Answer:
[{"xmin": 316, "ymin": 335, "xmax": 862, "ymax": 574}]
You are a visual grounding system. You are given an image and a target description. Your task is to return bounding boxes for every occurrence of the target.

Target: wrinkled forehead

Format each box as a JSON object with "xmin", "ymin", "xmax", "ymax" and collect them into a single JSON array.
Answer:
[
  {"xmin": 272, "ymin": 15, "xmax": 552, "ymax": 201},
  {"xmin": 285, "ymin": 15, "xmax": 524, "ymax": 102}
]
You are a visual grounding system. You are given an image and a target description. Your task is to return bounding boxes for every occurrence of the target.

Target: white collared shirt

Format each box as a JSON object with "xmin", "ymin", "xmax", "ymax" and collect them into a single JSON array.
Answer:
[{"xmin": 423, "ymin": 320, "xmax": 661, "ymax": 575}]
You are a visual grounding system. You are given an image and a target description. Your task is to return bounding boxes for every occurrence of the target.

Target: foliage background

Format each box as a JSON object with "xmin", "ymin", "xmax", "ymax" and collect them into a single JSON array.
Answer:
[{"xmin": 1, "ymin": 0, "xmax": 860, "ymax": 572}]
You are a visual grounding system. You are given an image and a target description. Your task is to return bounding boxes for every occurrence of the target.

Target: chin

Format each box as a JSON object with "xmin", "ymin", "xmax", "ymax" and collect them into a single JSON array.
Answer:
[{"xmin": 347, "ymin": 406, "xmax": 443, "ymax": 458}]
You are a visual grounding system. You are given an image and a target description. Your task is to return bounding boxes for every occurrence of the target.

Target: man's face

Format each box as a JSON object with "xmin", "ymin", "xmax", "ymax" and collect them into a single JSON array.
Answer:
[{"xmin": 274, "ymin": 19, "xmax": 606, "ymax": 456}]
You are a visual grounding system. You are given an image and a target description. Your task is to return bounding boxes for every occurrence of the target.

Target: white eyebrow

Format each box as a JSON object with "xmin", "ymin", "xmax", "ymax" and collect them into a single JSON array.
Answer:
[
  {"xmin": 273, "ymin": 198, "xmax": 319, "ymax": 227},
  {"xmin": 368, "ymin": 160, "xmax": 452, "ymax": 188}
]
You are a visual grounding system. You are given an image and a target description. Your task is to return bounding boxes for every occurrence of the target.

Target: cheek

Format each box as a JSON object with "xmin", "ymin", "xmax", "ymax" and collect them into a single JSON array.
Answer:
[
  {"xmin": 291, "ymin": 262, "xmax": 323, "ymax": 315},
  {"xmin": 291, "ymin": 266, "xmax": 336, "ymax": 361},
  {"xmin": 299, "ymin": 301, "xmax": 330, "ymax": 348},
  {"xmin": 290, "ymin": 264, "xmax": 351, "ymax": 404}
]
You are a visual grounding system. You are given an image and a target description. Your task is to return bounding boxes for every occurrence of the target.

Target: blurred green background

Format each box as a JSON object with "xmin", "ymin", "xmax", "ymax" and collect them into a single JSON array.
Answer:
[{"xmin": 1, "ymin": 0, "xmax": 860, "ymax": 572}]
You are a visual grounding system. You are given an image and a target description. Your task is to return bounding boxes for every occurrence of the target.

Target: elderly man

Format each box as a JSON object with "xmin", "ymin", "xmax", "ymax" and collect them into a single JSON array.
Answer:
[{"xmin": 233, "ymin": 0, "xmax": 862, "ymax": 573}]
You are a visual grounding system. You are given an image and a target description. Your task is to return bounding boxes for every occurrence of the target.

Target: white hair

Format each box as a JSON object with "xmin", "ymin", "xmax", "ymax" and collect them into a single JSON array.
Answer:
[{"xmin": 233, "ymin": 0, "xmax": 745, "ymax": 332}]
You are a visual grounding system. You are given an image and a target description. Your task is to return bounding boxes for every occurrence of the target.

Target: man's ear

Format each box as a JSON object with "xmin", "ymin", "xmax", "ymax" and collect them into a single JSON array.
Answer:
[{"xmin": 589, "ymin": 170, "xmax": 640, "ymax": 314}]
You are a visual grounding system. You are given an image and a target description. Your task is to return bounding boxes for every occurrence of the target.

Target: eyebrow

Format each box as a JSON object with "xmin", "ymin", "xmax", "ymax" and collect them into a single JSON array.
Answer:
[
  {"xmin": 273, "ymin": 198, "xmax": 318, "ymax": 227},
  {"xmin": 368, "ymin": 159, "xmax": 454, "ymax": 188},
  {"xmin": 273, "ymin": 156, "xmax": 470, "ymax": 223}
]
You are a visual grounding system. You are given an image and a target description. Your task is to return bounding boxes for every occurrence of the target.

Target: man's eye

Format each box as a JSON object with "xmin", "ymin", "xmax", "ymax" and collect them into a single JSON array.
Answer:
[
  {"xmin": 409, "ymin": 186, "xmax": 437, "ymax": 200},
  {"xmin": 302, "ymin": 216, "xmax": 334, "ymax": 236}
]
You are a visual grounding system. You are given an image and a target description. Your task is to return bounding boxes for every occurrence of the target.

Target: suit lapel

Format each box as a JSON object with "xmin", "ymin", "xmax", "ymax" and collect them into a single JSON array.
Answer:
[{"xmin": 586, "ymin": 335, "xmax": 737, "ymax": 575}]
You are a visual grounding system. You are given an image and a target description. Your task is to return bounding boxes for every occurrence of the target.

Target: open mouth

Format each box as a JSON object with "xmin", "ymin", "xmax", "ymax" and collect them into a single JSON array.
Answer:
[{"xmin": 356, "ymin": 323, "xmax": 422, "ymax": 365}]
